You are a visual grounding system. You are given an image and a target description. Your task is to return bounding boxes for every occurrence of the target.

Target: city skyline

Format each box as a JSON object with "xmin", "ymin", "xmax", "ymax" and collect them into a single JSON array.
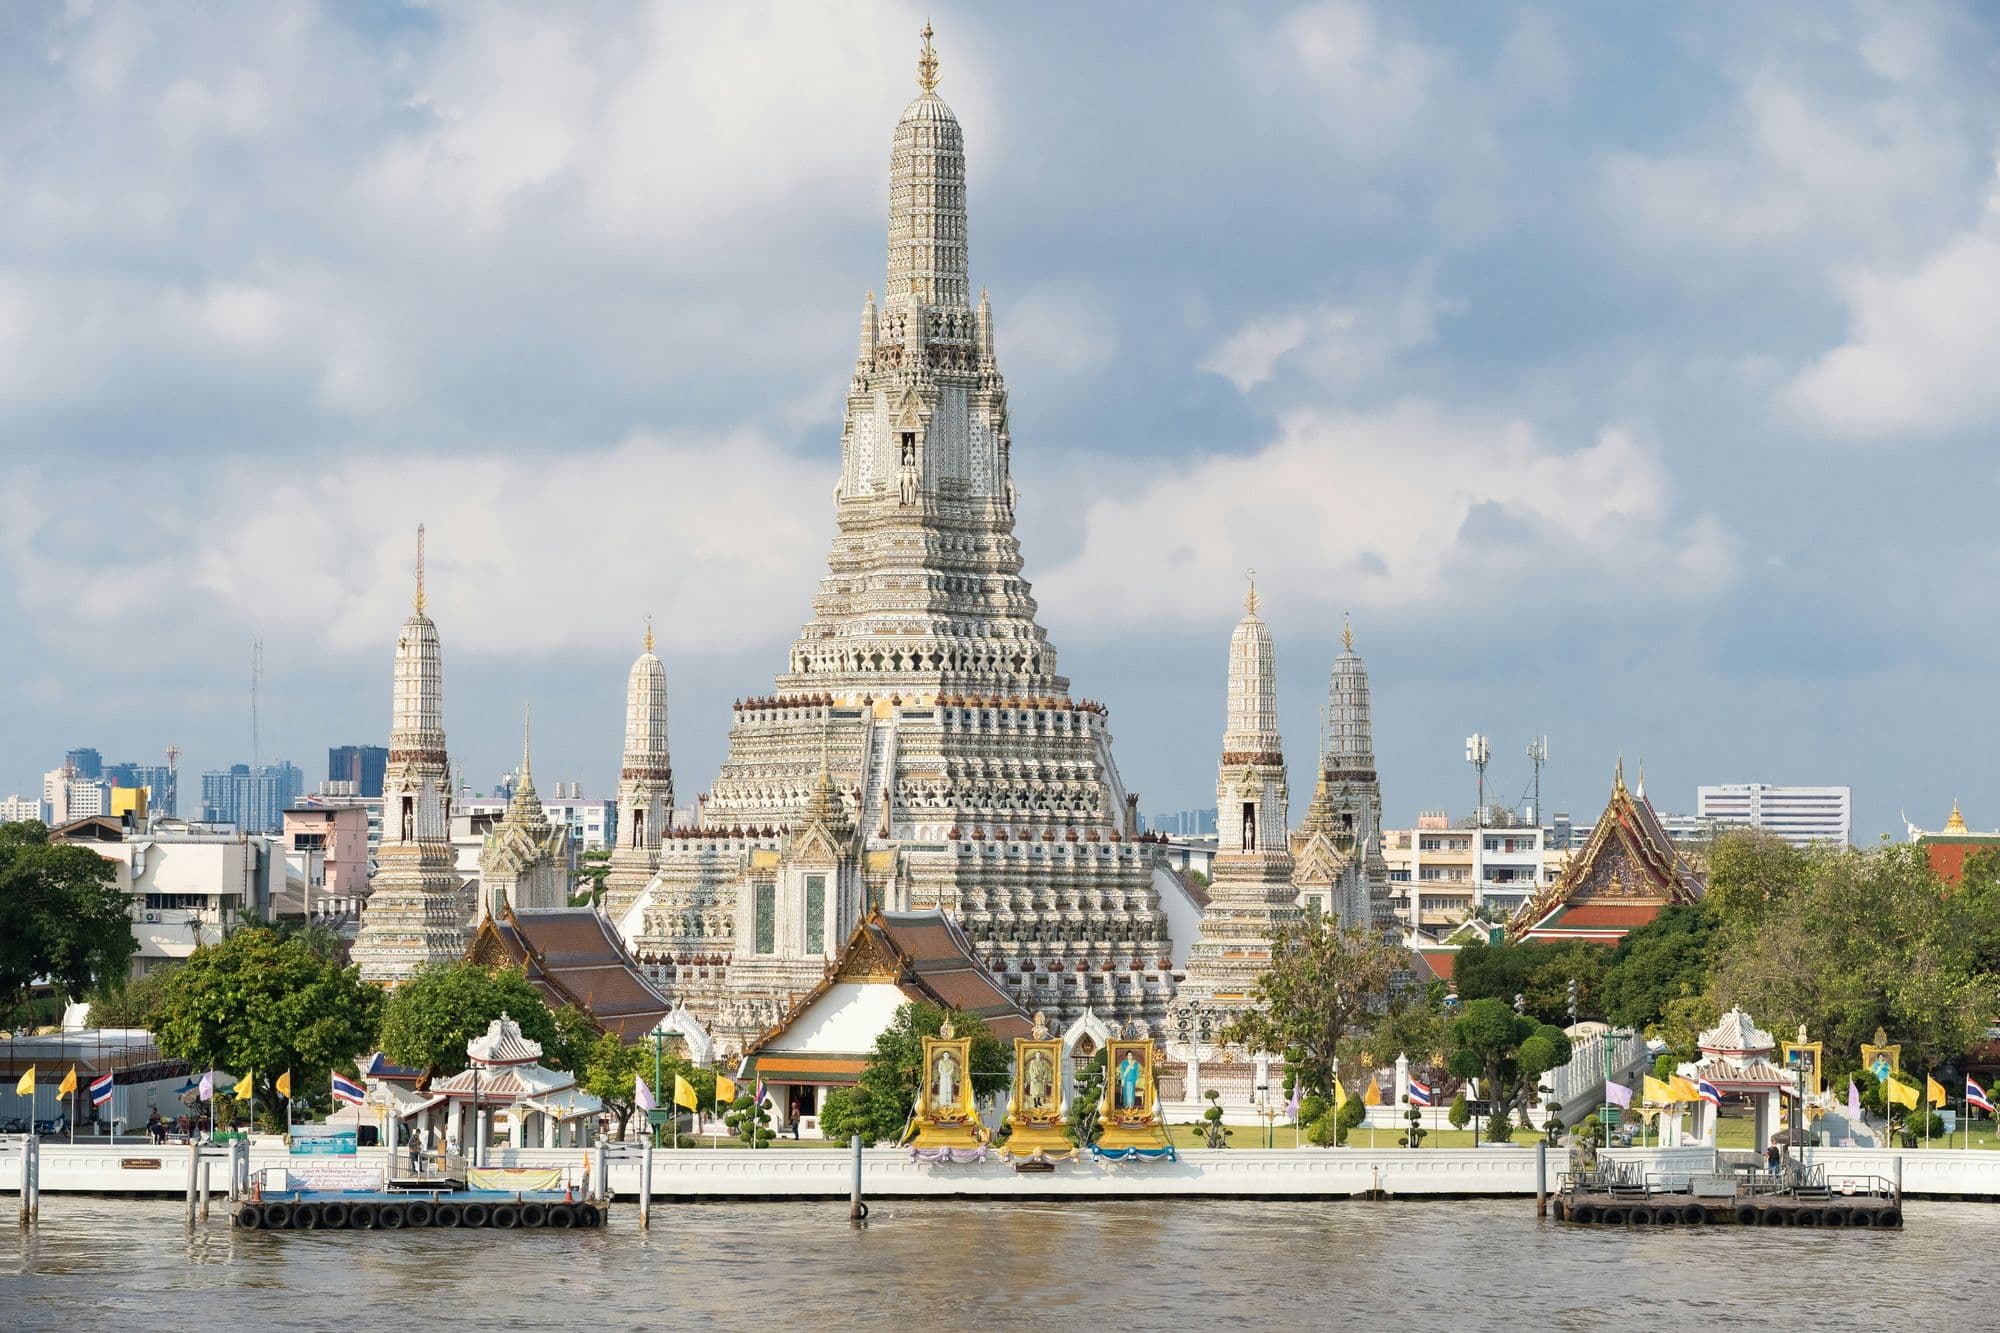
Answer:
[{"xmin": 4, "ymin": 3, "xmax": 1997, "ymax": 839}]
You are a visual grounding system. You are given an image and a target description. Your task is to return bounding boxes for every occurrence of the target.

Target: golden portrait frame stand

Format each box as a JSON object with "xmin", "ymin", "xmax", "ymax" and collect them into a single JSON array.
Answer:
[
  {"xmin": 1095, "ymin": 1038, "xmax": 1173, "ymax": 1159},
  {"xmin": 1000, "ymin": 1012, "xmax": 1075, "ymax": 1163},
  {"xmin": 907, "ymin": 1019, "xmax": 986, "ymax": 1152}
]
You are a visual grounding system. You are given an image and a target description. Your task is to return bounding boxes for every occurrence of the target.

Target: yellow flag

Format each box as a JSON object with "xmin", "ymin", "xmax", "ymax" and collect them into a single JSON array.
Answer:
[
  {"xmin": 275, "ymin": 1071, "xmax": 292, "ymax": 1099},
  {"xmin": 673, "ymin": 1073, "xmax": 697, "ymax": 1111},
  {"xmin": 14, "ymin": 1066, "xmax": 32, "ymax": 1097},
  {"xmin": 1927, "ymin": 1075, "xmax": 1948, "ymax": 1106},
  {"xmin": 1885, "ymin": 1076, "xmax": 1919, "ymax": 1110},
  {"xmin": 715, "ymin": 1075, "xmax": 736, "ymax": 1105},
  {"xmin": 1334, "ymin": 1079, "xmax": 1349, "ymax": 1111},
  {"xmin": 1362, "ymin": 1077, "xmax": 1381, "ymax": 1106},
  {"xmin": 234, "ymin": 1072, "xmax": 254, "ymax": 1101},
  {"xmin": 58, "ymin": 1067, "xmax": 78, "ymax": 1096},
  {"xmin": 1643, "ymin": 1074, "xmax": 1673, "ymax": 1105},
  {"xmin": 1670, "ymin": 1075, "xmax": 1701, "ymax": 1103}
]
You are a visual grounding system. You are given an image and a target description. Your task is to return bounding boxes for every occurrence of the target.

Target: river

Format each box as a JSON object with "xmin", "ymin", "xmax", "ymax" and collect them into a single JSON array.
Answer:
[{"xmin": 2, "ymin": 1197, "xmax": 1982, "ymax": 1329}]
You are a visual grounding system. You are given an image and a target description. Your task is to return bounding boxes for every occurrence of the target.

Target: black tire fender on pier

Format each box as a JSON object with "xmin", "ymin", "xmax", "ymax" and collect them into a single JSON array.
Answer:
[
  {"xmin": 377, "ymin": 1204, "xmax": 406, "ymax": 1229},
  {"xmin": 1875, "ymin": 1207, "xmax": 1902, "ymax": 1228},
  {"xmin": 577, "ymin": 1204, "xmax": 602, "ymax": 1228},
  {"xmin": 349, "ymin": 1204, "xmax": 377, "ymax": 1229},
  {"xmin": 433, "ymin": 1203, "xmax": 462, "ymax": 1227},
  {"xmin": 1600, "ymin": 1206, "xmax": 1627, "ymax": 1225},
  {"xmin": 459, "ymin": 1202, "xmax": 489, "ymax": 1227},
  {"xmin": 519, "ymin": 1202, "xmax": 548, "ymax": 1227},
  {"xmin": 261, "ymin": 1202, "xmax": 292, "ymax": 1229},
  {"xmin": 1760, "ymin": 1207, "xmax": 1792, "ymax": 1226},
  {"xmin": 1679, "ymin": 1204, "xmax": 1705, "ymax": 1225},
  {"xmin": 491, "ymin": 1204, "xmax": 521, "ymax": 1229},
  {"xmin": 291, "ymin": 1203, "xmax": 321, "ymax": 1230},
  {"xmin": 404, "ymin": 1201, "xmax": 434, "ymax": 1228},
  {"xmin": 547, "ymin": 1205, "xmax": 576, "ymax": 1228},
  {"xmin": 1569, "ymin": 1203, "xmax": 1598, "ymax": 1224},
  {"xmin": 1732, "ymin": 1204, "xmax": 1757, "ymax": 1226},
  {"xmin": 1551, "ymin": 1199, "xmax": 1566, "ymax": 1221},
  {"xmin": 1629, "ymin": 1206, "xmax": 1655, "ymax": 1225},
  {"xmin": 234, "ymin": 1204, "xmax": 263, "ymax": 1229},
  {"xmin": 318, "ymin": 1202, "xmax": 350, "ymax": 1229},
  {"xmin": 1651, "ymin": 1205, "xmax": 1677, "ymax": 1225}
]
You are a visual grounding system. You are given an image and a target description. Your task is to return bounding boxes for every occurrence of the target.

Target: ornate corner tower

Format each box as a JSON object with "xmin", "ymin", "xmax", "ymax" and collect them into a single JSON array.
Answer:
[
  {"xmin": 604, "ymin": 619, "xmax": 672, "ymax": 921},
  {"xmin": 1170, "ymin": 580, "xmax": 1302, "ymax": 1046},
  {"xmin": 620, "ymin": 26, "xmax": 1173, "ymax": 1050},
  {"xmin": 477, "ymin": 708, "xmax": 570, "ymax": 924},
  {"xmin": 1295, "ymin": 615, "xmax": 1393, "ymax": 931},
  {"xmin": 354, "ymin": 527, "xmax": 472, "ymax": 983}
]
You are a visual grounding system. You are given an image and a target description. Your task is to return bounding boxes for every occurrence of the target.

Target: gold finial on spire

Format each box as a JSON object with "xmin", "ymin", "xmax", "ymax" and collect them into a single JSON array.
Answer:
[
  {"xmin": 1342, "ymin": 610, "xmax": 1354, "ymax": 653},
  {"xmin": 917, "ymin": 20, "xmax": 939, "ymax": 92},
  {"xmin": 520, "ymin": 703, "xmax": 533, "ymax": 783},
  {"xmin": 1947, "ymin": 799, "xmax": 1968, "ymax": 833},
  {"xmin": 644, "ymin": 613, "xmax": 655, "ymax": 655},
  {"xmin": 1244, "ymin": 567, "xmax": 1259, "ymax": 616},
  {"xmin": 1613, "ymin": 754, "xmax": 1627, "ymax": 796},
  {"xmin": 414, "ymin": 523, "xmax": 426, "ymax": 613}
]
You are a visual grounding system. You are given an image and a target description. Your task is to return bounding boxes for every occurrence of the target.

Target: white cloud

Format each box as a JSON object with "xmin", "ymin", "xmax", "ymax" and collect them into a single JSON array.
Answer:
[
  {"xmin": 1781, "ymin": 168, "xmax": 2000, "ymax": 437},
  {"xmin": 5, "ymin": 431, "xmax": 833, "ymax": 660},
  {"xmin": 996, "ymin": 285, "xmax": 1119, "ymax": 382},
  {"xmin": 1034, "ymin": 401, "xmax": 1733, "ymax": 632},
  {"xmin": 1273, "ymin": 2, "xmax": 1445, "ymax": 159},
  {"xmin": 1199, "ymin": 269, "xmax": 1458, "ymax": 391}
]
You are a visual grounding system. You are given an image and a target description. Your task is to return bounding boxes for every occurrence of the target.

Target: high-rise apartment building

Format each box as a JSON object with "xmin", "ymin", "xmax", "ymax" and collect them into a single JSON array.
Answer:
[
  {"xmin": 201, "ymin": 761, "xmax": 305, "ymax": 834},
  {"xmin": 43, "ymin": 766, "xmax": 110, "ymax": 823},
  {"xmin": 64, "ymin": 748, "xmax": 103, "ymax": 780},
  {"xmin": 1696, "ymin": 784, "xmax": 1850, "ymax": 848},
  {"xmin": 105, "ymin": 763, "xmax": 178, "ymax": 819},
  {"xmin": 327, "ymin": 745, "xmax": 388, "ymax": 798}
]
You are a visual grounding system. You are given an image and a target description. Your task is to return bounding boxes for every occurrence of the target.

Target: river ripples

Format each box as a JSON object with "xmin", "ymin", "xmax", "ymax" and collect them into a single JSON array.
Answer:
[{"xmin": 2, "ymin": 1196, "xmax": 1982, "ymax": 1330}]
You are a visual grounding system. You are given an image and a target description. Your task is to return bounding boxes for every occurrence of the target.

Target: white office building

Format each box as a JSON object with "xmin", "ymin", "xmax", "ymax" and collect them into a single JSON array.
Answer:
[
  {"xmin": 1, "ymin": 794, "xmax": 46, "ymax": 823},
  {"xmin": 1696, "ymin": 784, "xmax": 1850, "ymax": 848}
]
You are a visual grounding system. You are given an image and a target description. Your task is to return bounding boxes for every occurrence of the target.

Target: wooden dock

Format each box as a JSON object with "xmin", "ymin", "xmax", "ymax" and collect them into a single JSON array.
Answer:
[{"xmin": 1554, "ymin": 1190, "xmax": 1901, "ymax": 1227}]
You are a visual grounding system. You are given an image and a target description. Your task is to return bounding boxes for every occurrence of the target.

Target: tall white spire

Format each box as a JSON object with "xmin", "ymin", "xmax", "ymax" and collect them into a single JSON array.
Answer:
[
  {"xmin": 605, "ymin": 615, "xmax": 673, "ymax": 922},
  {"xmin": 1223, "ymin": 573, "xmax": 1282, "ymax": 765},
  {"xmin": 354, "ymin": 525, "xmax": 470, "ymax": 983}
]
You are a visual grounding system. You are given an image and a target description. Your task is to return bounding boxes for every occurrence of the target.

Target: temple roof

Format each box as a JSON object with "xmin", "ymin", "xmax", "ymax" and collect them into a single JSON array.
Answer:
[
  {"xmin": 467, "ymin": 907, "xmax": 673, "ymax": 1041},
  {"xmin": 1509, "ymin": 759, "xmax": 1704, "ymax": 943},
  {"xmin": 1698, "ymin": 1006, "xmax": 1775, "ymax": 1056},
  {"xmin": 745, "ymin": 909, "xmax": 1033, "ymax": 1066},
  {"xmin": 466, "ymin": 1012, "xmax": 544, "ymax": 1066}
]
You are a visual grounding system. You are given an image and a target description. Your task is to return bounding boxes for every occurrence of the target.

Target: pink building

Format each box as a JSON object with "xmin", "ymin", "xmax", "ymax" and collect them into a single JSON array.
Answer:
[{"xmin": 281, "ymin": 802, "xmax": 372, "ymax": 919}]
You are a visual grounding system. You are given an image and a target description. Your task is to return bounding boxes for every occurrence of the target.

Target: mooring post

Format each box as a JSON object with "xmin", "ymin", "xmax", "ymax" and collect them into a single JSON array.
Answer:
[
  {"xmin": 1893, "ymin": 1154, "xmax": 1903, "ymax": 1209},
  {"xmin": 596, "ymin": 1144, "xmax": 609, "ymax": 1202},
  {"xmin": 23, "ymin": 1134, "xmax": 37, "ymax": 1226},
  {"xmin": 15, "ymin": 1136, "xmax": 25, "ymax": 1228},
  {"xmin": 1537, "ymin": 1140, "xmax": 1548, "ymax": 1218},
  {"xmin": 185, "ymin": 1139, "xmax": 199, "ymax": 1225},
  {"xmin": 849, "ymin": 1134, "xmax": 865, "ymax": 1222},
  {"xmin": 199, "ymin": 1158, "xmax": 211, "ymax": 1222},
  {"xmin": 639, "ymin": 1139, "xmax": 654, "ymax": 1230}
]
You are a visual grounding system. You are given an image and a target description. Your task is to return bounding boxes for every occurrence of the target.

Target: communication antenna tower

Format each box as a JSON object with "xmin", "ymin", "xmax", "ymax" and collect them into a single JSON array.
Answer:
[{"xmin": 1526, "ymin": 735, "xmax": 1548, "ymax": 827}]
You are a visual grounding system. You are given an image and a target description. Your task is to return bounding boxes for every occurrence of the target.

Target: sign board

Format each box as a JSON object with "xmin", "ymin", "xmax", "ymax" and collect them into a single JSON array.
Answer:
[
  {"xmin": 645, "ymin": 1109, "xmax": 674, "ymax": 1126},
  {"xmin": 120, "ymin": 1158, "xmax": 161, "ymax": 1170},
  {"xmin": 289, "ymin": 1125, "xmax": 358, "ymax": 1156}
]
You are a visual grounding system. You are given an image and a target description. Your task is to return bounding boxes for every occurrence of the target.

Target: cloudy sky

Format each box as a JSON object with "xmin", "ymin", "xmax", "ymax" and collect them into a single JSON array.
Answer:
[{"xmin": 3, "ymin": 0, "xmax": 1997, "ymax": 838}]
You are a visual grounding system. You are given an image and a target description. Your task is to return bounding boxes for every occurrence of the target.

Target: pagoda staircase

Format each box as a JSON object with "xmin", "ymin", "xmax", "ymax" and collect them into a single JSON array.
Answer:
[{"xmin": 857, "ymin": 716, "xmax": 898, "ymax": 845}]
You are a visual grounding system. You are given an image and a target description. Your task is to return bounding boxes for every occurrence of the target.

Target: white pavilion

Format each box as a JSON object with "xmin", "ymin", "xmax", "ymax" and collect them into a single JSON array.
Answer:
[{"xmin": 411, "ymin": 1013, "xmax": 604, "ymax": 1151}]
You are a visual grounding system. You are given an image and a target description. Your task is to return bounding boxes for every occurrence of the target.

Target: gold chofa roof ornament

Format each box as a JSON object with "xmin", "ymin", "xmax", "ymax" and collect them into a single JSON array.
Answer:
[
  {"xmin": 917, "ymin": 20, "xmax": 939, "ymax": 92},
  {"xmin": 1946, "ymin": 800, "xmax": 1968, "ymax": 833}
]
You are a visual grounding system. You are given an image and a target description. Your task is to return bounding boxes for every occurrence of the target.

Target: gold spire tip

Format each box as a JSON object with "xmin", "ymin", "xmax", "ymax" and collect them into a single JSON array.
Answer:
[
  {"xmin": 1242, "ymin": 567, "xmax": 1259, "ymax": 616},
  {"xmin": 644, "ymin": 613, "xmax": 655, "ymax": 655},
  {"xmin": 917, "ymin": 20, "xmax": 939, "ymax": 92},
  {"xmin": 414, "ymin": 523, "xmax": 426, "ymax": 613},
  {"xmin": 1342, "ymin": 611, "xmax": 1354, "ymax": 653}
]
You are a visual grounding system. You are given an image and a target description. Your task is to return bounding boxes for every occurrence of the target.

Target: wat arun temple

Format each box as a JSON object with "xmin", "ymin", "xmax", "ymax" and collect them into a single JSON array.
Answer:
[{"xmin": 354, "ymin": 28, "xmax": 1393, "ymax": 1061}]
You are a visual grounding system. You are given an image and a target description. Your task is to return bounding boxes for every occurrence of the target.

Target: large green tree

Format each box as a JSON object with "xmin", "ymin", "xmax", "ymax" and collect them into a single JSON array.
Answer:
[
  {"xmin": 87, "ymin": 963, "xmax": 181, "ymax": 1029},
  {"xmin": 375, "ymin": 961, "xmax": 584, "ymax": 1075},
  {"xmin": 1445, "ymin": 997, "xmax": 1572, "ymax": 1123},
  {"xmin": 1221, "ymin": 918, "xmax": 1406, "ymax": 1097},
  {"xmin": 1600, "ymin": 903, "xmax": 1716, "ymax": 1032},
  {"xmin": 152, "ymin": 927, "xmax": 382, "ymax": 1121},
  {"xmin": 0, "ymin": 821, "xmax": 135, "ymax": 1018},
  {"xmin": 818, "ymin": 1001, "xmax": 1008, "ymax": 1146},
  {"xmin": 579, "ymin": 1031, "xmax": 650, "ymax": 1140}
]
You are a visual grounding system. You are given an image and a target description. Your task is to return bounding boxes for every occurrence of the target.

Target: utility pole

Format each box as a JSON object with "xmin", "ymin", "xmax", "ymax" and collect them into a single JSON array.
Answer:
[
  {"xmin": 1466, "ymin": 734, "xmax": 1490, "ymax": 908},
  {"xmin": 1526, "ymin": 735, "xmax": 1548, "ymax": 827}
]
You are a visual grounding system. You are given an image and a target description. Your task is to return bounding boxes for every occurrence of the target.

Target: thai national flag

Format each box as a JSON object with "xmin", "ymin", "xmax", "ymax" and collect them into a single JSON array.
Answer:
[
  {"xmin": 1408, "ymin": 1077, "xmax": 1433, "ymax": 1106},
  {"xmin": 89, "ymin": 1072, "xmax": 114, "ymax": 1107},
  {"xmin": 1969, "ymin": 1078, "xmax": 1995, "ymax": 1115},
  {"xmin": 331, "ymin": 1071, "xmax": 367, "ymax": 1107},
  {"xmin": 1696, "ymin": 1078, "xmax": 1721, "ymax": 1106}
]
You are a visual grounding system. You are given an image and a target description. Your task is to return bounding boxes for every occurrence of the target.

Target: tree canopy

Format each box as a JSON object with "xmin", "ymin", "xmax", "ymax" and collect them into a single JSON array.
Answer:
[
  {"xmin": 1220, "ymin": 917, "xmax": 1406, "ymax": 1097},
  {"xmin": 375, "ymin": 961, "xmax": 590, "ymax": 1075},
  {"xmin": 151, "ymin": 927, "xmax": 382, "ymax": 1122},
  {"xmin": 0, "ymin": 821, "xmax": 136, "ymax": 1018}
]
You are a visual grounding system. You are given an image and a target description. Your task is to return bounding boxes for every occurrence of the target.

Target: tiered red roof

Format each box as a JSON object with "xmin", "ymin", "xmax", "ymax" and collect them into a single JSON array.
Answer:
[{"xmin": 1509, "ymin": 760, "xmax": 1704, "ymax": 944}]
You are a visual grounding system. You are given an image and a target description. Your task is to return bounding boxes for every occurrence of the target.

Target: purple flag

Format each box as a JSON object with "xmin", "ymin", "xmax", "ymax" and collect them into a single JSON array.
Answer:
[
  {"xmin": 634, "ymin": 1074, "xmax": 655, "ymax": 1112},
  {"xmin": 1848, "ymin": 1079, "xmax": 1862, "ymax": 1121},
  {"xmin": 1603, "ymin": 1079, "xmax": 1632, "ymax": 1108},
  {"xmin": 197, "ymin": 1070, "xmax": 214, "ymax": 1102},
  {"xmin": 1285, "ymin": 1081, "xmax": 1300, "ymax": 1121}
]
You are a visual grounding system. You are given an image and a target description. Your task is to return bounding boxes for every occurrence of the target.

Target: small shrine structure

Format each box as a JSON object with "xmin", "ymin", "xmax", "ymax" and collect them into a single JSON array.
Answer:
[
  {"xmin": 1675, "ymin": 1007, "xmax": 1792, "ymax": 1147},
  {"xmin": 413, "ymin": 1013, "xmax": 604, "ymax": 1150},
  {"xmin": 999, "ymin": 1011, "xmax": 1074, "ymax": 1162}
]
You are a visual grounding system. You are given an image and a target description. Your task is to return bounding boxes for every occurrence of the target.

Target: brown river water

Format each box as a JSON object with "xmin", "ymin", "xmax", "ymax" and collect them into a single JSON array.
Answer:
[{"xmin": 2, "ymin": 1196, "xmax": 1985, "ymax": 1330}]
